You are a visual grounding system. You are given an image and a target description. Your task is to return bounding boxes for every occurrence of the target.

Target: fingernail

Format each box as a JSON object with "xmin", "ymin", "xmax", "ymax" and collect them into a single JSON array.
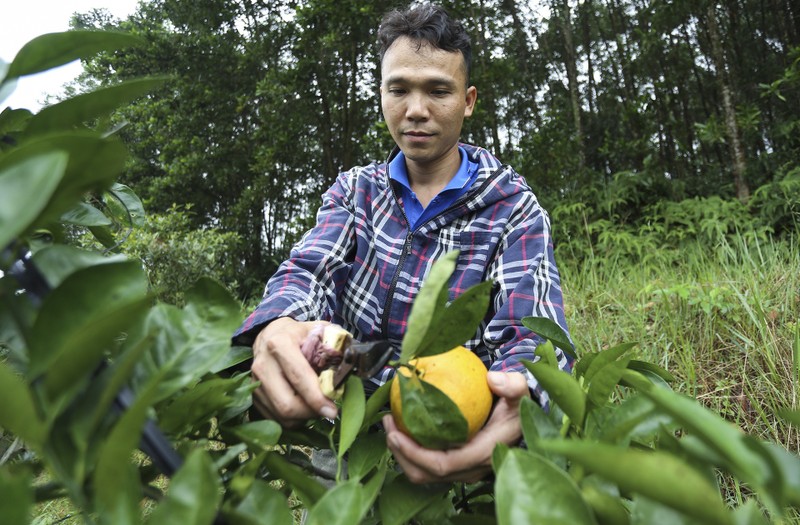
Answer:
[{"xmin": 320, "ymin": 405, "xmax": 337, "ymax": 419}]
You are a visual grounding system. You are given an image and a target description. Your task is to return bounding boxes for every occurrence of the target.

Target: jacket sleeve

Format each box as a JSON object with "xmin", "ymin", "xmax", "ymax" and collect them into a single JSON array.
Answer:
[
  {"xmin": 481, "ymin": 196, "xmax": 573, "ymax": 410},
  {"xmin": 232, "ymin": 172, "xmax": 357, "ymax": 345}
]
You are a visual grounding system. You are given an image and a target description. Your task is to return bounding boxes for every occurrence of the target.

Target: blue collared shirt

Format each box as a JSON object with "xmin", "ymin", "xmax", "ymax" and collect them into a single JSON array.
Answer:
[{"xmin": 388, "ymin": 146, "xmax": 479, "ymax": 230}]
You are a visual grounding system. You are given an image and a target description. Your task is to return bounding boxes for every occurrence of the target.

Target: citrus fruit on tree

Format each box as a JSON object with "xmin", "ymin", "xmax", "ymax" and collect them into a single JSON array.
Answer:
[{"xmin": 390, "ymin": 345, "xmax": 493, "ymax": 448}]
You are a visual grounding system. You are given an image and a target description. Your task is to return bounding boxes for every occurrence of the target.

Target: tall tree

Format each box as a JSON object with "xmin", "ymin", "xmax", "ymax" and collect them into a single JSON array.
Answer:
[
  {"xmin": 556, "ymin": 0, "xmax": 585, "ymax": 171},
  {"xmin": 704, "ymin": 2, "xmax": 750, "ymax": 202},
  {"xmin": 60, "ymin": 0, "xmax": 800, "ymax": 295}
]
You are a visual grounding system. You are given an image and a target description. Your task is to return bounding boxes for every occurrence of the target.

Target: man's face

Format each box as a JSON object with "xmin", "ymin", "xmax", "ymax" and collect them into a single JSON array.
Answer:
[{"xmin": 380, "ymin": 36, "xmax": 477, "ymax": 172}]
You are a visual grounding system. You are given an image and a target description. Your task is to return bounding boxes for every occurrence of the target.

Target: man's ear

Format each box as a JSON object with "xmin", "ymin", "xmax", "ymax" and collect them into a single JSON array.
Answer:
[{"xmin": 464, "ymin": 86, "xmax": 478, "ymax": 117}]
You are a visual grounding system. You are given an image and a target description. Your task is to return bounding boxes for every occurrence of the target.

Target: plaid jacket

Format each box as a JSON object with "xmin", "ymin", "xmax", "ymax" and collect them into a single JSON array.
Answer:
[{"xmin": 234, "ymin": 143, "xmax": 572, "ymax": 407}]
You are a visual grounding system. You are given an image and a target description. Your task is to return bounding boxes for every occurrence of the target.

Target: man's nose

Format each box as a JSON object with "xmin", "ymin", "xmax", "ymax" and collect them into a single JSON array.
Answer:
[{"xmin": 405, "ymin": 93, "xmax": 429, "ymax": 120}]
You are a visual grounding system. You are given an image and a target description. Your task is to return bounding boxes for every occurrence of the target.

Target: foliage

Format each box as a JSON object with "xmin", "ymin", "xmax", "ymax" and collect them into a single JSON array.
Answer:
[
  {"xmin": 58, "ymin": 1, "xmax": 800, "ymax": 304},
  {"xmin": 550, "ymin": 174, "xmax": 795, "ymax": 273},
  {"xmin": 108, "ymin": 204, "xmax": 241, "ymax": 306}
]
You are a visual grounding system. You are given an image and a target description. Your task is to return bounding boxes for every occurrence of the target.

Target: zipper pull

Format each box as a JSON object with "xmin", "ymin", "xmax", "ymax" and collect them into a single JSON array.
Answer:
[{"xmin": 406, "ymin": 234, "xmax": 413, "ymax": 255}]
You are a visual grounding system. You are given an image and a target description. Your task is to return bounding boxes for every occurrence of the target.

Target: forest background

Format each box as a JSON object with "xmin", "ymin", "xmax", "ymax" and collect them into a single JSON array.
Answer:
[{"xmin": 57, "ymin": 0, "xmax": 800, "ymax": 480}]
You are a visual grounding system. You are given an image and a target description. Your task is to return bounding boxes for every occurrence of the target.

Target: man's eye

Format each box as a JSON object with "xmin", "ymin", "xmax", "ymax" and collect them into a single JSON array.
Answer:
[
  {"xmin": 388, "ymin": 88, "xmax": 406, "ymax": 95},
  {"xmin": 432, "ymin": 90, "xmax": 451, "ymax": 96}
]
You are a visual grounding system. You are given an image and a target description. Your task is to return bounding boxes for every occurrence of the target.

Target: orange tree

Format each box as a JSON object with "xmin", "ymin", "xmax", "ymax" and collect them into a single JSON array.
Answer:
[{"xmin": 3, "ymin": 29, "xmax": 800, "ymax": 525}]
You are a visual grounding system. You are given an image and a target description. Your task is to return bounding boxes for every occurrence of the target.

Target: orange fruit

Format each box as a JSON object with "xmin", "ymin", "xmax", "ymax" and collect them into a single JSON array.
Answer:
[{"xmin": 390, "ymin": 346, "xmax": 493, "ymax": 446}]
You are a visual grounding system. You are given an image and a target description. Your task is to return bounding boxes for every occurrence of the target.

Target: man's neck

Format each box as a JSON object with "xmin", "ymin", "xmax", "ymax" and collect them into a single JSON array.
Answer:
[{"xmin": 405, "ymin": 148, "xmax": 461, "ymax": 208}]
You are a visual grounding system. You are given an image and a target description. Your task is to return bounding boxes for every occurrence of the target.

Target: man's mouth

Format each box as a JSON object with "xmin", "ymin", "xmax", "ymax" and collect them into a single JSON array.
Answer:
[{"xmin": 404, "ymin": 131, "xmax": 434, "ymax": 137}]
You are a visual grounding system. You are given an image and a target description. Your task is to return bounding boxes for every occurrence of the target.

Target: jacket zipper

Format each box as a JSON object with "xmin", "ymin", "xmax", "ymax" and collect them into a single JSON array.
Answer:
[{"xmin": 379, "ymin": 164, "xmax": 508, "ymax": 337}]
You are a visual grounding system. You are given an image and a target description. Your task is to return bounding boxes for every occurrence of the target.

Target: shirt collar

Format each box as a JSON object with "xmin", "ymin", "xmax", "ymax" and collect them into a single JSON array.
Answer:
[{"xmin": 388, "ymin": 146, "xmax": 474, "ymax": 193}]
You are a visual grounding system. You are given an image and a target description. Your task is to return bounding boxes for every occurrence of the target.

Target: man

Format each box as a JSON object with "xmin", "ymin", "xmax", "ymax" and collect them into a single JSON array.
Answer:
[{"xmin": 233, "ymin": 4, "xmax": 572, "ymax": 484}]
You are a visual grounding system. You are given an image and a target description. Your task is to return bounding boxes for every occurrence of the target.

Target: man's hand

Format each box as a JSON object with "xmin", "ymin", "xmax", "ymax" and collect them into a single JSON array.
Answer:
[
  {"xmin": 250, "ymin": 317, "xmax": 338, "ymax": 427},
  {"xmin": 382, "ymin": 371, "xmax": 529, "ymax": 484}
]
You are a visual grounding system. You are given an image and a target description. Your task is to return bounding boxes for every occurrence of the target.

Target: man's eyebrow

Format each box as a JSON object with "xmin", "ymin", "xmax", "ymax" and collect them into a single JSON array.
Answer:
[{"xmin": 383, "ymin": 75, "xmax": 458, "ymax": 87}]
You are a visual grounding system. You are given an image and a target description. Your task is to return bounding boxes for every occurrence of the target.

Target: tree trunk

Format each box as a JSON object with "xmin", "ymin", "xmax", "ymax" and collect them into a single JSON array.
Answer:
[
  {"xmin": 476, "ymin": 0, "xmax": 502, "ymax": 152},
  {"xmin": 559, "ymin": 0, "xmax": 585, "ymax": 171},
  {"xmin": 706, "ymin": 3, "xmax": 750, "ymax": 203}
]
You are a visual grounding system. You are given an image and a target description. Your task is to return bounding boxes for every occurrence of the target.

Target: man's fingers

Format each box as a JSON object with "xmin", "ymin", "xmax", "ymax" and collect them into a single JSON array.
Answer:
[
  {"xmin": 265, "ymin": 338, "xmax": 338, "ymax": 419},
  {"xmin": 487, "ymin": 371, "xmax": 529, "ymax": 400},
  {"xmin": 251, "ymin": 362, "xmax": 317, "ymax": 425},
  {"xmin": 382, "ymin": 414, "xmax": 492, "ymax": 484}
]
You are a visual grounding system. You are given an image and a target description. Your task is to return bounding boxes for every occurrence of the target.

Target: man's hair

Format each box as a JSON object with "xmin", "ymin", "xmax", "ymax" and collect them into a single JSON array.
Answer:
[{"xmin": 377, "ymin": 4, "xmax": 472, "ymax": 84}]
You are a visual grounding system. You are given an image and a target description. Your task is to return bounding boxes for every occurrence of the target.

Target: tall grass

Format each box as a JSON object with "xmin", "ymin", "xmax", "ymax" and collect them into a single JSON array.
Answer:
[{"xmin": 561, "ymin": 234, "xmax": 800, "ymax": 451}]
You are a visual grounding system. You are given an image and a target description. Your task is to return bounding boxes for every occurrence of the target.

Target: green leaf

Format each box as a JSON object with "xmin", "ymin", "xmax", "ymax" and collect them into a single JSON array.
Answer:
[
  {"xmin": 338, "ymin": 374, "xmax": 366, "ymax": 460},
  {"xmin": 361, "ymin": 379, "xmax": 391, "ymax": 431},
  {"xmin": 581, "ymin": 483, "xmax": 630, "ymax": 525},
  {"xmin": 358, "ymin": 458, "xmax": 388, "ymax": 518},
  {"xmin": 158, "ymin": 377, "xmax": 243, "ymax": 436},
  {"xmin": 594, "ymin": 393, "xmax": 674, "ymax": 444},
  {"xmin": 622, "ymin": 370, "xmax": 771, "ymax": 489},
  {"xmin": 31, "ymin": 244, "xmax": 127, "ymax": 289},
  {"xmin": 209, "ymin": 345, "xmax": 253, "ymax": 374},
  {"xmin": 72, "ymin": 326, "xmax": 159, "ymax": 443},
  {"xmin": 88, "ymin": 224, "xmax": 119, "ymax": 250},
  {"xmin": 347, "ymin": 431, "xmax": 389, "ymax": 480},
  {"xmin": 583, "ymin": 342, "xmax": 638, "ymax": 383},
  {"xmin": 537, "ymin": 439, "xmax": 732, "ymax": 525},
  {"xmin": 763, "ymin": 432, "xmax": 800, "ymax": 505},
  {"xmin": 27, "ymin": 261, "xmax": 150, "ymax": 398},
  {"xmin": 495, "ymin": 448, "xmax": 597, "ymax": 525},
  {"xmin": 0, "ymin": 150, "xmax": 67, "ymax": 250},
  {"xmin": 378, "ymin": 473, "xmax": 451, "ymax": 525},
  {"xmin": 415, "ymin": 279, "xmax": 493, "ymax": 358},
  {"xmin": 25, "ymin": 77, "xmax": 168, "ymax": 135},
  {"xmin": 492, "ymin": 442, "xmax": 512, "ymax": 471},
  {"xmin": 626, "ymin": 359, "xmax": 675, "ymax": 383},
  {"xmin": 779, "ymin": 408, "xmax": 800, "ymax": 428},
  {"xmin": 0, "ymin": 107, "xmax": 32, "ymax": 136},
  {"xmin": 396, "ymin": 371, "xmax": 469, "ymax": 449},
  {"xmin": 0, "ymin": 469, "xmax": 32, "ymax": 525},
  {"xmin": 574, "ymin": 351, "xmax": 599, "ymax": 381},
  {"xmin": 93, "ymin": 376, "xmax": 157, "ymax": 524},
  {"xmin": 108, "ymin": 182, "xmax": 146, "ymax": 227},
  {"xmin": 212, "ymin": 443, "xmax": 248, "ymax": 471},
  {"xmin": 401, "ymin": 250, "xmax": 458, "ymax": 362},
  {"xmin": 147, "ymin": 449, "xmax": 222, "ymax": 525},
  {"xmin": 0, "ymin": 362, "xmax": 45, "ymax": 447},
  {"xmin": 183, "ymin": 277, "xmax": 242, "ymax": 334},
  {"xmin": 129, "ymin": 279, "xmax": 241, "ymax": 402},
  {"xmin": 519, "ymin": 397, "xmax": 566, "ymax": 467},
  {"xmin": 60, "ymin": 202, "xmax": 113, "ymax": 227},
  {"xmin": 226, "ymin": 480, "xmax": 293, "ymax": 525},
  {"xmin": 262, "ymin": 451, "xmax": 327, "ymax": 508},
  {"xmin": 306, "ymin": 479, "xmax": 366, "ymax": 525},
  {"xmin": 522, "ymin": 359, "xmax": 586, "ymax": 426},
  {"xmin": 519, "ymin": 396, "xmax": 561, "ymax": 444},
  {"xmin": 226, "ymin": 450, "xmax": 267, "ymax": 501},
  {"xmin": 521, "ymin": 315, "xmax": 576, "ymax": 359},
  {"xmin": 0, "ymin": 133, "xmax": 128, "ymax": 228},
  {"xmin": 5, "ymin": 30, "xmax": 143, "ymax": 80},
  {"xmin": 586, "ymin": 357, "xmax": 631, "ymax": 409},
  {"xmin": 226, "ymin": 420, "xmax": 282, "ymax": 451},
  {"xmin": 630, "ymin": 495, "xmax": 704, "ymax": 525},
  {"xmin": 534, "ymin": 339, "xmax": 559, "ymax": 367}
]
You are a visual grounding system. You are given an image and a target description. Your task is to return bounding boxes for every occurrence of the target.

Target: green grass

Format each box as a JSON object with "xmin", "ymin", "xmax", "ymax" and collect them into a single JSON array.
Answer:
[{"xmin": 561, "ymin": 234, "xmax": 800, "ymax": 519}]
